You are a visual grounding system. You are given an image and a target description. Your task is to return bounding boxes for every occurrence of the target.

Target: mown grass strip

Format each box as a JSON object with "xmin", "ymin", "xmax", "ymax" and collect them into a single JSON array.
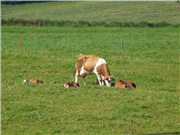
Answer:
[{"xmin": 1, "ymin": 1, "xmax": 180, "ymax": 24}]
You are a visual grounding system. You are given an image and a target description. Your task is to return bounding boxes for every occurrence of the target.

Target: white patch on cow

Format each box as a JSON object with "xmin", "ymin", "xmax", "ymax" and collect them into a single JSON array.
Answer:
[
  {"xmin": 24, "ymin": 80, "xmax": 27, "ymax": 82},
  {"xmin": 93, "ymin": 58, "xmax": 106, "ymax": 74},
  {"xmin": 66, "ymin": 85, "xmax": 69, "ymax": 88},
  {"xmin": 80, "ymin": 66, "xmax": 86, "ymax": 76},
  {"xmin": 93, "ymin": 58, "xmax": 106, "ymax": 75},
  {"xmin": 97, "ymin": 58, "xmax": 106, "ymax": 65},
  {"xmin": 93, "ymin": 58, "xmax": 107, "ymax": 86},
  {"xmin": 79, "ymin": 66, "xmax": 89, "ymax": 84}
]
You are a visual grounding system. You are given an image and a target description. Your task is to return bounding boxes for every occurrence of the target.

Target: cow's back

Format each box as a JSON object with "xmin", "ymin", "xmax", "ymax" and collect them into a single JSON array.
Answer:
[{"xmin": 76, "ymin": 54, "xmax": 99, "ymax": 72}]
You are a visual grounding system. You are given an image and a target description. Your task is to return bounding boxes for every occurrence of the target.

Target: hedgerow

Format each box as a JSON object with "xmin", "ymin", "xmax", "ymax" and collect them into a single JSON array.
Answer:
[{"xmin": 1, "ymin": 18, "xmax": 180, "ymax": 28}]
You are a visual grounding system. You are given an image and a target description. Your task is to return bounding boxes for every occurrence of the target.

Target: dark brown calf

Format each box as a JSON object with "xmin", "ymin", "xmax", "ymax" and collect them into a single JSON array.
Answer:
[
  {"xmin": 114, "ymin": 80, "xmax": 136, "ymax": 89},
  {"xmin": 63, "ymin": 82, "xmax": 80, "ymax": 88},
  {"xmin": 24, "ymin": 78, "xmax": 43, "ymax": 83}
]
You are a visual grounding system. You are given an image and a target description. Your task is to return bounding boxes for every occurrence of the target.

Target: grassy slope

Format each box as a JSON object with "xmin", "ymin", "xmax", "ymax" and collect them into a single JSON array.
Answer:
[
  {"xmin": 1, "ymin": 26, "xmax": 179, "ymax": 134},
  {"xmin": 1, "ymin": 1, "xmax": 180, "ymax": 24}
]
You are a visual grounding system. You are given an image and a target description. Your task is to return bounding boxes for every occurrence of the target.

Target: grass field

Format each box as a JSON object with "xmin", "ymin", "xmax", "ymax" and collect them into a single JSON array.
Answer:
[
  {"xmin": 1, "ymin": 1, "xmax": 180, "ymax": 24},
  {"xmin": 1, "ymin": 26, "xmax": 179, "ymax": 134}
]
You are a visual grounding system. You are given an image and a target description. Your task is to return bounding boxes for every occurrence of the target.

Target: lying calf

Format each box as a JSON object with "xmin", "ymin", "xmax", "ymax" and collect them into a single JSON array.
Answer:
[
  {"xmin": 24, "ymin": 78, "xmax": 43, "ymax": 83},
  {"xmin": 114, "ymin": 80, "xmax": 136, "ymax": 89},
  {"xmin": 63, "ymin": 82, "xmax": 80, "ymax": 88}
]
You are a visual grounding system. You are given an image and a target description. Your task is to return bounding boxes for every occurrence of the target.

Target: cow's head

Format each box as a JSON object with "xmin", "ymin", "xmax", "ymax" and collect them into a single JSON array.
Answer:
[{"xmin": 105, "ymin": 76, "xmax": 114, "ymax": 87}]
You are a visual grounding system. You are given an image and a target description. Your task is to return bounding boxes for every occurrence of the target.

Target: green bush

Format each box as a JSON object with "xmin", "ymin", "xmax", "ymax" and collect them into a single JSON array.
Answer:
[
  {"xmin": 1, "ymin": 19, "xmax": 7, "ymax": 25},
  {"xmin": 75, "ymin": 21, "xmax": 91, "ymax": 27},
  {"xmin": 155, "ymin": 21, "xmax": 171, "ymax": 27}
]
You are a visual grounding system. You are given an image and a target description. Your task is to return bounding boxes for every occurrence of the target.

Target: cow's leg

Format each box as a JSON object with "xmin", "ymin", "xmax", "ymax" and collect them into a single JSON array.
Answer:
[
  {"xmin": 75, "ymin": 70, "xmax": 78, "ymax": 83},
  {"xmin": 80, "ymin": 67, "xmax": 87, "ymax": 84},
  {"xmin": 97, "ymin": 75, "xmax": 103, "ymax": 86},
  {"xmin": 75, "ymin": 76, "xmax": 78, "ymax": 83},
  {"xmin": 101, "ymin": 79, "xmax": 104, "ymax": 85},
  {"xmin": 100, "ymin": 75, "xmax": 105, "ymax": 86},
  {"xmin": 82, "ymin": 77, "xmax": 86, "ymax": 84}
]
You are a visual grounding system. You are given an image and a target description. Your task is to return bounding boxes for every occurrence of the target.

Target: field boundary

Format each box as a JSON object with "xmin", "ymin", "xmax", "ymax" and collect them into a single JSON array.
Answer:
[{"xmin": 1, "ymin": 19, "xmax": 180, "ymax": 28}]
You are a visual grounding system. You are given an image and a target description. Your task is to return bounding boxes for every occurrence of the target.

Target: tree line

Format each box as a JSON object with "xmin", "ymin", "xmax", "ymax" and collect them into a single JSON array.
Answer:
[
  {"xmin": 2, "ymin": 1, "xmax": 178, "ymax": 5},
  {"xmin": 1, "ymin": 1, "xmax": 53, "ymax": 5}
]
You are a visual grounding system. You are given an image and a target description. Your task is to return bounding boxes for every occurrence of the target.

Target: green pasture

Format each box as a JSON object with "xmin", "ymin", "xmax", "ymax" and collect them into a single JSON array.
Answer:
[
  {"xmin": 1, "ymin": 1, "xmax": 180, "ymax": 24},
  {"xmin": 1, "ymin": 26, "xmax": 179, "ymax": 134}
]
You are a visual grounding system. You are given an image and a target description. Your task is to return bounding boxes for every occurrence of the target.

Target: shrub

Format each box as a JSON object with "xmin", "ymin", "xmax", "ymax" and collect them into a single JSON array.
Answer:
[
  {"xmin": 1, "ymin": 19, "xmax": 7, "ymax": 26},
  {"xmin": 138, "ymin": 21, "xmax": 148, "ymax": 27},
  {"xmin": 147, "ymin": 22, "xmax": 154, "ymax": 27},
  {"xmin": 155, "ymin": 21, "xmax": 171, "ymax": 27},
  {"xmin": 75, "ymin": 21, "xmax": 91, "ymax": 27},
  {"xmin": 109, "ymin": 21, "xmax": 124, "ymax": 27}
]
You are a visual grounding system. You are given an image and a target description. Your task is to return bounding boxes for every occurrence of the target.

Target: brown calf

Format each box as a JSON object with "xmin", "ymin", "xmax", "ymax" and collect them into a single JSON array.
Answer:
[
  {"xmin": 24, "ymin": 78, "xmax": 43, "ymax": 83},
  {"xmin": 114, "ymin": 80, "xmax": 136, "ymax": 89},
  {"xmin": 63, "ymin": 82, "xmax": 80, "ymax": 88}
]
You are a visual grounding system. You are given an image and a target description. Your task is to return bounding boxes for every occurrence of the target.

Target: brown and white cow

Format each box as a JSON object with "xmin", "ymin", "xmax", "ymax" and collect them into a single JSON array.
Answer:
[
  {"xmin": 74, "ymin": 54, "xmax": 114, "ymax": 87},
  {"xmin": 114, "ymin": 80, "xmax": 136, "ymax": 89}
]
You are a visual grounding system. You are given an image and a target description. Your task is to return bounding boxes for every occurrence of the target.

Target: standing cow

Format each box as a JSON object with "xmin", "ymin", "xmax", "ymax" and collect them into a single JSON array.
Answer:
[{"xmin": 74, "ymin": 54, "xmax": 114, "ymax": 87}]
